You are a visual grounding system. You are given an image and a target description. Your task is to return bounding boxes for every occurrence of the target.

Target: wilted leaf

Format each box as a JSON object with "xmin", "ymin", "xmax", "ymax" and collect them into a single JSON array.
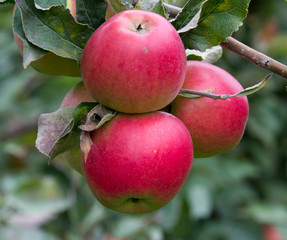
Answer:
[
  {"xmin": 75, "ymin": 0, "xmax": 107, "ymax": 30},
  {"xmin": 16, "ymin": 0, "xmax": 94, "ymax": 62},
  {"xmin": 80, "ymin": 131, "xmax": 93, "ymax": 163},
  {"xmin": 36, "ymin": 106, "xmax": 75, "ymax": 159},
  {"xmin": 79, "ymin": 105, "xmax": 117, "ymax": 132},
  {"xmin": 36, "ymin": 102, "xmax": 97, "ymax": 159},
  {"xmin": 180, "ymin": 0, "xmax": 250, "ymax": 51}
]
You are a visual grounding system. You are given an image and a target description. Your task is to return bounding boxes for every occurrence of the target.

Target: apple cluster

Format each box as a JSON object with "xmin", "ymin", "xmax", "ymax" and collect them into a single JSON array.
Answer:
[{"xmin": 58, "ymin": 9, "xmax": 250, "ymax": 214}]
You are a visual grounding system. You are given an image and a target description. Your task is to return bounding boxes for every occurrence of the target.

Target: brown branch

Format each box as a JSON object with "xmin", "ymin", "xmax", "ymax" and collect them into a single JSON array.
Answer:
[{"xmin": 220, "ymin": 37, "xmax": 287, "ymax": 80}]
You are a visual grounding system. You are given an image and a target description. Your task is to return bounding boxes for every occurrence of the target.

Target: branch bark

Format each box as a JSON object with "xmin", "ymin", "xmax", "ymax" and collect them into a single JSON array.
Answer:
[{"xmin": 220, "ymin": 37, "xmax": 287, "ymax": 80}]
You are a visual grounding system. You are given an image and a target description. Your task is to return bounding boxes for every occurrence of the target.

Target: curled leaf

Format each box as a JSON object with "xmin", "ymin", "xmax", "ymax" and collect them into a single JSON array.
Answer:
[
  {"xmin": 186, "ymin": 46, "xmax": 222, "ymax": 63},
  {"xmin": 231, "ymin": 73, "xmax": 273, "ymax": 98},
  {"xmin": 36, "ymin": 102, "xmax": 98, "ymax": 160},
  {"xmin": 80, "ymin": 131, "xmax": 93, "ymax": 163},
  {"xmin": 79, "ymin": 105, "xmax": 117, "ymax": 132}
]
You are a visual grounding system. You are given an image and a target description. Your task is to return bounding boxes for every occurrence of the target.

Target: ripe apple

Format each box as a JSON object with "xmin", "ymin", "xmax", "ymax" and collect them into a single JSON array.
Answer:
[
  {"xmin": 81, "ymin": 10, "xmax": 187, "ymax": 113},
  {"xmin": 60, "ymin": 81, "xmax": 94, "ymax": 108},
  {"xmin": 264, "ymin": 225, "xmax": 286, "ymax": 240},
  {"xmin": 13, "ymin": 1, "xmax": 81, "ymax": 77},
  {"xmin": 59, "ymin": 81, "xmax": 94, "ymax": 174},
  {"xmin": 171, "ymin": 61, "xmax": 249, "ymax": 158},
  {"xmin": 82, "ymin": 111, "xmax": 193, "ymax": 214}
]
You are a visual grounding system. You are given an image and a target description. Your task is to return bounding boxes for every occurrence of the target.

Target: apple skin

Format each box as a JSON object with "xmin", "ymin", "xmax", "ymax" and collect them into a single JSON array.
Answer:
[
  {"xmin": 59, "ymin": 81, "xmax": 94, "ymax": 174},
  {"xmin": 171, "ymin": 61, "xmax": 249, "ymax": 158},
  {"xmin": 82, "ymin": 111, "xmax": 193, "ymax": 214},
  {"xmin": 60, "ymin": 81, "xmax": 94, "ymax": 108},
  {"xmin": 263, "ymin": 225, "xmax": 286, "ymax": 240},
  {"xmin": 13, "ymin": 1, "xmax": 81, "ymax": 77},
  {"xmin": 81, "ymin": 10, "xmax": 187, "ymax": 114}
]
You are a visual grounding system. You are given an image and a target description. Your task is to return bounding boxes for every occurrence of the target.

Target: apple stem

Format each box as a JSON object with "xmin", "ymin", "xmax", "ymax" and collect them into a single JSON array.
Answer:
[
  {"xmin": 136, "ymin": 24, "xmax": 143, "ymax": 31},
  {"xmin": 179, "ymin": 89, "xmax": 231, "ymax": 100},
  {"xmin": 179, "ymin": 73, "xmax": 272, "ymax": 100},
  {"xmin": 163, "ymin": 3, "xmax": 287, "ymax": 80}
]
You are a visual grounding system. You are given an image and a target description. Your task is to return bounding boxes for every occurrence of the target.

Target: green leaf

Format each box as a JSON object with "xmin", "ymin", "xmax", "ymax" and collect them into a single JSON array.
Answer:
[
  {"xmin": 16, "ymin": 0, "xmax": 94, "ymax": 62},
  {"xmin": 172, "ymin": 0, "xmax": 205, "ymax": 31},
  {"xmin": 186, "ymin": 54, "xmax": 203, "ymax": 61},
  {"xmin": 75, "ymin": 0, "xmax": 107, "ymax": 30},
  {"xmin": 106, "ymin": 0, "xmax": 131, "ymax": 14},
  {"xmin": 135, "ymin": 0, "xmax": 166, "ymax": 17},
  {"xmin": 35, "ymin": 0, "xmax": 66, "ymax": 10},
  {"xmin": 12, "ymin": 4, "xmax": 47, "ymax": 68},
  {"xmin": 180, "ymin": 0, "xmax": 250, "ymax": 51},
  {"xmin": 36, "ymin": 102, "xmax": 97, "ymax": 159}
]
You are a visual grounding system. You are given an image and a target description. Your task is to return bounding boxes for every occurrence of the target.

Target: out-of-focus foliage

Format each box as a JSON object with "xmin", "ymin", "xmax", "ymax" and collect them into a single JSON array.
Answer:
[{"xmin": 0, "ymin": 1, "xmax": 287, "ymax": 239}]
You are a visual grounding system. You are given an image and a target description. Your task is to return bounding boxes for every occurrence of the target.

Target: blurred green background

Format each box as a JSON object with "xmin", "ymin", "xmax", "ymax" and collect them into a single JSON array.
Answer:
[{"xmin": 0, "ymin": 1, "xmax": 287, "ymax": 239}]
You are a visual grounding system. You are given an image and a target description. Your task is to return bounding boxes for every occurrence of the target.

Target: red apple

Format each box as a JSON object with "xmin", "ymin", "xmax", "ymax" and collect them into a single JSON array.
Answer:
[
  {"xmin": 264, "ymin": 225, "xmax": 286, "ymax": 240},
  {"xmin": 59, "ymin": 81, "xmax": 94, "ymax": 174},
  {"xmin": 81, "ymin": 10, "xmax": 187, "ymax": 113},
  {"xmin": 171, "ymin": 61, "xmax": 249, "ymax": 158},
  {"xmin": 60, "ymin": 81, "xmax": 94, "ymax": 108},
  {"xmin": 82, "ymin": 111, "xmax": 193, "ymax": 214},
  {"xmin": 13, "ymin": 1, "xmax": 81, "ymax": 77}
]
